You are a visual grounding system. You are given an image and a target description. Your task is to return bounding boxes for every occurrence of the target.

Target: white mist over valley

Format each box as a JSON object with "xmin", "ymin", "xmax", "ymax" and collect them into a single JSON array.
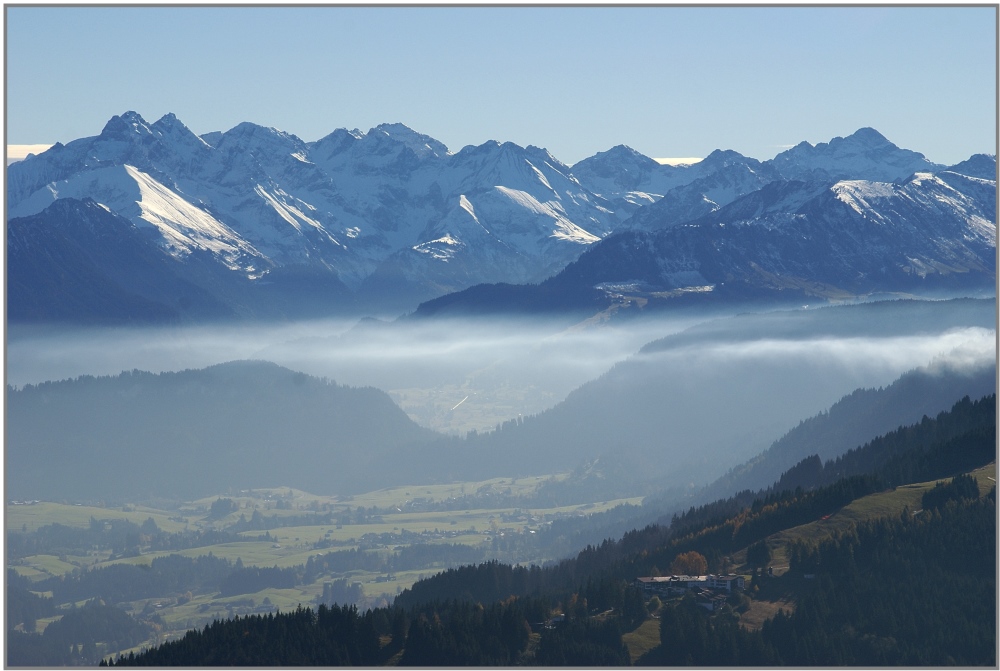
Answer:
[{"xmin": 8, "ymin": 304, "xmax": 995, "ymax": 440}]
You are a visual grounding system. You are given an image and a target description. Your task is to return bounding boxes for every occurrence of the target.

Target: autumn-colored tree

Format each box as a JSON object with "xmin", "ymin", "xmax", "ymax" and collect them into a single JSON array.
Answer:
[{"xmin": 669, "ymin": 551, "xmax": 708, "ymax": 576}]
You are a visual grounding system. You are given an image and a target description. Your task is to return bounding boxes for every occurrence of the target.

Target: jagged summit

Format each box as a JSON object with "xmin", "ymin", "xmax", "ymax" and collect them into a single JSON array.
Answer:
[
  {"xmin": 152, "ymin": 112, "xmax": 184, "ymax": 128},
  {"xmin": 371, "ymin": 122, "xmax": 449, "ymax": 157},
  {"xmin": 699, "ymin": 148, "xmax": 755, "ymax": 168},
  {"xmin": 100, "ymin": 110, "xmax": 153, "ymax": 138}
]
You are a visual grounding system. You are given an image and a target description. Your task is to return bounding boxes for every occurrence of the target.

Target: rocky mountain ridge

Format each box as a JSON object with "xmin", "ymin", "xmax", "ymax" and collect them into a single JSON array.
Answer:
[{"xmin": 8, "ymin": 114, "xmax": 995, "ymax": 322}]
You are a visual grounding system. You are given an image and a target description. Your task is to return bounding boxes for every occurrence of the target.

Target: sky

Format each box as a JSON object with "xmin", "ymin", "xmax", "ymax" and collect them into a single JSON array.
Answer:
[{"xmin": 5, "ymin": 5, "xmax": 997, "ymax": 166}]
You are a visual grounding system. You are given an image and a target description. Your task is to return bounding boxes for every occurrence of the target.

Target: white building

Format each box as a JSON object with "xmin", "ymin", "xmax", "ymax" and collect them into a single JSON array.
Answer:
[{"xmin": 635, "ymin": 573, "xmax": 745, "ymax": 596}]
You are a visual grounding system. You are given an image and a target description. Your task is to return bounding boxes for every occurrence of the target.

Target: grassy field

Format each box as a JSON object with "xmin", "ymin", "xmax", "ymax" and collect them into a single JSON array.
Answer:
[
  {"xmin": 765, "ymin": 462, "xmax": 996, "ymax": 564},
  {"xmin": 330, "ymin": 473, "xmax": 567, "ymax": 508},
  {"xmin": 7, "ymin": 475, "xmax": 640, "ymax": 668},
  {"xmin": 622, "ymin": 616, "xmax": 661, "ymax": 663},
  {"xmin": 729, "ymin": 463, "xmax": 997, "ymax": 627},
  {"xmin": 9, "ymin": 553, "xmax": 101, "ymax": 581},
  {"xmin": 7, "ymin": 501, "xmax": 189, "ymax": 534},
  {"xmin": 7, "ymin": 470, "xmax": 645, "ymax": 662},
  {"xmin": 739, "ymin": 593, "xmax": 796, "ymax": 631},
  {"xmin": 7, "ymin": 471, "xmax": 646, "ymax": 668},
  {"xmin": 11, "ymin": 491, "xmax": 642, "ymax": 583}
]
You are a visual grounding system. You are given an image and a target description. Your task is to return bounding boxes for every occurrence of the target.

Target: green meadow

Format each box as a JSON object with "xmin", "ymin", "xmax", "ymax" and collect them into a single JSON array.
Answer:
[{"xmin": 749, "ymin": 463, "xmax": 996, "ymax": 569}]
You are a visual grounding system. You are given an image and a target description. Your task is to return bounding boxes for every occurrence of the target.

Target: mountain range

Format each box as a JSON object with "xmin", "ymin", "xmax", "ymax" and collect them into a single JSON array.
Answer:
[
  {"xmin": 416, "ymin": 167, "xmax": 996, "ymax": 318},
  {"xmin": 8, "ymin": 114, "xmax": 995, "ymax": 323}
]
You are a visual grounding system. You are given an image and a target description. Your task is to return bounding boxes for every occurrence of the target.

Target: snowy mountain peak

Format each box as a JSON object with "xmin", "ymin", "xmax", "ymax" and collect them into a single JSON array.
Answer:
[
  {"xmin": 199, "ymin": 131, "xmax": 223, "ymax": 147},
  {"xmin": 947, "ymin": 153, "xmax": 997, "ymax": 180},
  {"xmin": 371, "ymin": 122, "xmax": 449, "ymax": 157},
  {"xmin": 150, "ymin": 113, "xmax": 212, "ymax": 149},
  {"xmin": 570, "ymin": 145, "xmax": 665, "ymax": 182},
  {"xmin": 153, "ymin": 112, "xmax": 182, "ymax": 127},
  {"xmin": 151, "ymin": 112, "xmax": 192, "ymax": 136},
  {"xmin": 525, "ymin": 145, "xmax": 569, "ymax": 170},
  {"xmin": 700, "ymin": 148, "xmax": 755, "ymax": 169},
  {"xmin": 768, "ymin": 126, "xmax": 940, "ymax": 183},
  {"xmin": 846, "ymin": 126, "xmax": 891, "ymax": 147},
  {"xmin": 604, "ymin": 144, "xmax": 648, "ymax": 159},
  {"xmin": 223, "ymin": 121, "xmax": 300, "ymax": 144},
  {"xmin": 310, "ymin": 127, "xmax": 362, "ymax": 158},
  {"xmin": 784, "ymin": 127, "xmax": 893, "ymax": 155},
  {"xmin": 100, "ymin": 111, "xmax": 154, "ymax": 139}
]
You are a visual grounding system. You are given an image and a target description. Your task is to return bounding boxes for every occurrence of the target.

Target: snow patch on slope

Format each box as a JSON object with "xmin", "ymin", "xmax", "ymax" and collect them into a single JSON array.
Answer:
[
  {"xmin": 494, "ymin": 186, "xmax": 599, "ymax": 244},
  {"xmin": 254, "ymin": 185, "xmax": 329, "ymax": 236},
  {"xmin": 527, "ymin": 161, "xmax": 554, "ymax": 192},
  {"xmin": 125, "ymin": 165, "xmax": 253, "ymax": 267},
  {"xmin": 459, "ymin": 194, "xmax": 479, "ymax": 221},
  {"xmin": 412, "ymin": 234, "xmax": 464, "ymax": 261},
  {"xmin": 833, "ymin": 180, "xmax": 898, "ymax": 219}
]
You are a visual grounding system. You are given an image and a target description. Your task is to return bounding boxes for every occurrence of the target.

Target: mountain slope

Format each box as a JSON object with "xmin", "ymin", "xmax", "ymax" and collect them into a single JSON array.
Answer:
[
  {"xmin": 567, "ymin": 171, "xmax": 996, "ymax": 295},
  {"xmin": 6, "ymin": 361, "xmax": 439, "ymax": 501},
  {"xmin": 622, "ymin": 150, "xmax": 783, "ymax": 232},
  {"xmin": 7, "ymin": 198, "xmax": 357, "ymax": 322},
  {"xmin": 7, "ymin": 198, "xmax": 233, "ymax": 323},
  {"xmin": 947, "ymin": 153, "xmax": 997, "ymax": 180},
  {"xmin": 696, "ymin": 355, "xmax": 998, "ymax": 502},
  {"xmin": 569, "ymin": 145, "xmax": 693, "ymax": 213}
]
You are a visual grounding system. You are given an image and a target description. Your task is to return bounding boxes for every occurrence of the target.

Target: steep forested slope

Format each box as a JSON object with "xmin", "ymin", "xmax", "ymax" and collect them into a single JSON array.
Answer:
[{"xmin": 694, "ymin": 355, "xmax": 996, "ymax": 502}]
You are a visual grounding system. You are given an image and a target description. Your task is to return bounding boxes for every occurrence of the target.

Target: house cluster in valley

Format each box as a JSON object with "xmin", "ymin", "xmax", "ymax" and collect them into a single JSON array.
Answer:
[{"xmin": 635, "ymin": 573, "xmax": 746, "ymax": 612}]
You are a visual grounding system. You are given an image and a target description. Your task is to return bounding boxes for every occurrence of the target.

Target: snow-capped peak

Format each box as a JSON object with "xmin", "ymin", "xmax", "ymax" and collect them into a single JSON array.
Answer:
[
  {"xmin": 222, "ymin": 121, "xmax": 302, "ymax": 145},
  {"xmin": 100, "ymin": 111, "xmax": 154, "ymax": 139},
  {"xmin": 151, "ymin": 112, "xmax": 214, "ymax": 149},
  {"xmin": 846, "ymin": 126, "xmax": 891, "ymax": 147},
  {"xmin": 371, "ymin": 122, "xmax": 450, "ymax": 158},
  {"xmin": 768, "ymin": 126, "xmax": 941, "ymax": 183}
]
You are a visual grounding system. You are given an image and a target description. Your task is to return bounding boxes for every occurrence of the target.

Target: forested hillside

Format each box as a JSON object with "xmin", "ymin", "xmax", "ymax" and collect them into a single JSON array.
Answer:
[
  {"xmin": 645, "ymin": 490, "xmax": 995, "ymax": 665},
  {"xmin": 694, "ymin": 356, "xmax": 996, "ymax": 501},
  {"xmin": 99, "ymin": 393, "xmax": 996, "ymax": 666},
  {"xmin": 7, "ymin": 361, "xmax": 438, "ymax": 500}
]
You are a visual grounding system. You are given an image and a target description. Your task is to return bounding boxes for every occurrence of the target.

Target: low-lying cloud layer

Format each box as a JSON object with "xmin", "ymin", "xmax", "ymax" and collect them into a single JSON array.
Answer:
[{"xmin": 8, "ymin": 302, "xmax": 996, "ymax": 438}]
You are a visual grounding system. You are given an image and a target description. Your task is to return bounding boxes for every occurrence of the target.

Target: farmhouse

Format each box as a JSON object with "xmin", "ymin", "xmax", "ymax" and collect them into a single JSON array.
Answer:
[{"xmin": 635, "ymin": 573, "xmax": 745, "ymax": 596}]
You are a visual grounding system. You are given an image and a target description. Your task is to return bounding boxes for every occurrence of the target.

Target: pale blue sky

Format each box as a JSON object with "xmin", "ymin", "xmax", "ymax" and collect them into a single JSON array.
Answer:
[{"xmin": 6, "ymin": 5, "xmax": 997, "ymax": 165}]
